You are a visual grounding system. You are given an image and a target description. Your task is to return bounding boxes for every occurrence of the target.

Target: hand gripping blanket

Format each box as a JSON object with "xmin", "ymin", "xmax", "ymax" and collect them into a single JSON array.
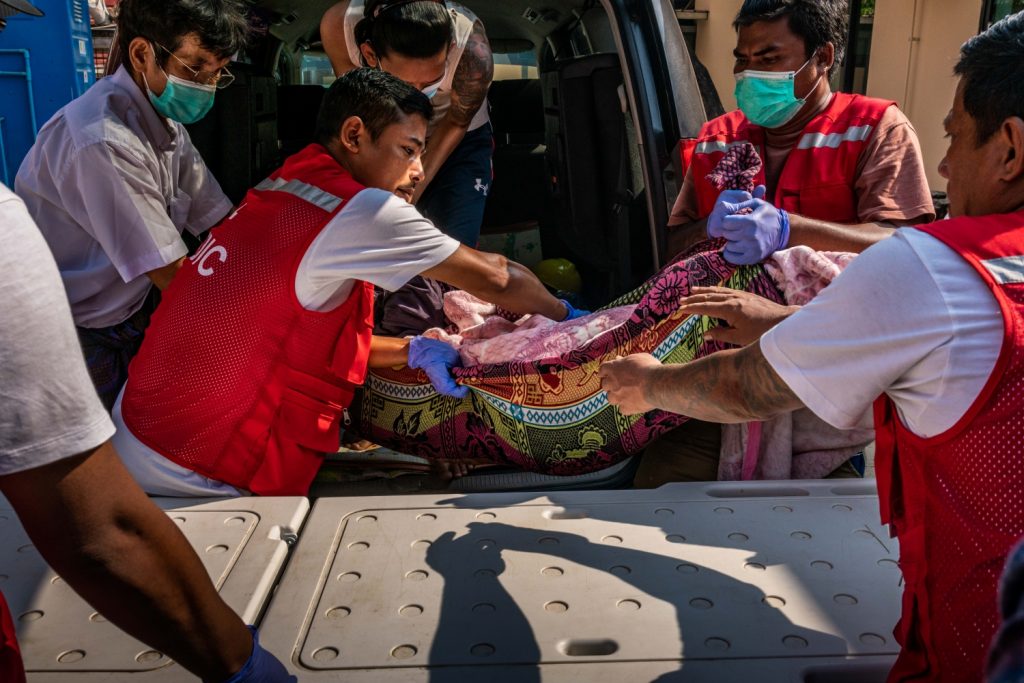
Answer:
[{"xmin": 349, "ymin": 243, "xmax": 784, "ymax": 475}]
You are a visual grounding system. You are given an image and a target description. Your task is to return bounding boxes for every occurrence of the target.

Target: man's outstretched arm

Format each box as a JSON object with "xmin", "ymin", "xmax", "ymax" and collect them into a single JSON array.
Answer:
[
  {"xmin": 0, "ymin": 442, "xmax": 286, "ymax": 682},
  {"xmin": 422, "ymin": 245, "xmax": 569, "ymax": 321},
  {"xmin": 598, "ymin": 343, "xmax": 804, "ymax": 422}
]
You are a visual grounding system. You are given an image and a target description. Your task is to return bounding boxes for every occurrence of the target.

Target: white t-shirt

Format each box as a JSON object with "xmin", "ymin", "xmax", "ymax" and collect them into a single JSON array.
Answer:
[
  {"xmin": 0, "ymin": 184, "xmax": 114, "ymax": 476},
  {"xmin": 15, "ymin": 66, "xmax": 232, "ymax": 329},
  {"xmin": 113, "ymin": 188, "xmax": 460, "ymax": 496},
  {"xmin": 761, "ymin": 228, "xmax": 1004, "ymax": 438}
]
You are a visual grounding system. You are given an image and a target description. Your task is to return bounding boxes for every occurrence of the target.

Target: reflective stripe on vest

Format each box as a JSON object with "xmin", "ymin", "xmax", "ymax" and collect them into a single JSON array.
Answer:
[
  {"xmin": 982, "ymin": 255, "xmax": 1024, "ymax": 285},
  {"xmin": 694, "ymin": 139, "xmax": 751, "ymax": 155},
  {"xmin": 796, "ymin": 124, "xmax": 873, "ymax": 150},
  {"xmin": 254, "ymin": 177, "xmax": 343, "ymax": 213}
]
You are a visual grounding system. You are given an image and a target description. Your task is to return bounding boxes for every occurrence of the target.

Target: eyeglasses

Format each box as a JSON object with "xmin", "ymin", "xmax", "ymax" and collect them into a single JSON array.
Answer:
[
  {"xmin": 153, "ymin": 42, "xmax": 235, "ymax": 89},
  {"xmin": 370, "ymin": 0, "xmax": 448, "ymax": 19}
]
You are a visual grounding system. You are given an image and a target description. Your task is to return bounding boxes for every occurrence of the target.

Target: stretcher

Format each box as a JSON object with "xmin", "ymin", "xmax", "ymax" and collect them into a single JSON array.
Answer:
[{"xmin": 2, "ymin": 482, "xmax": 901, "ymax": 682}]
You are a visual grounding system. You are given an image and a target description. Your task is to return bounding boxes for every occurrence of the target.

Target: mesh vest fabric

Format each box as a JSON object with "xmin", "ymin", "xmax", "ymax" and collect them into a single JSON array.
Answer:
[{"xmin": 122, "ymin": 145, "xmax": 374, "ymax": 495}]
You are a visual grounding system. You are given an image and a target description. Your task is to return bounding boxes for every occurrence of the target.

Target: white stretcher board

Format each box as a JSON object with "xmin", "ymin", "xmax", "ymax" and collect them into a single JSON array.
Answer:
[
  {"xmin": 259, "ymin": 480, "xmax": 901, "ymax": 682},
  {"xmin": 0, "ymin": 496, "xmax": 308, "ymax": 682}
]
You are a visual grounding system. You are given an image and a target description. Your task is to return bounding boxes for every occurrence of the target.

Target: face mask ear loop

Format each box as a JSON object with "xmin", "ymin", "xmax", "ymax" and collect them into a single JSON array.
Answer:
[
  {"xmin": 794, "ymin": 53, "xmax": 825, "ymax": 100},
  {"xmin": 142, "ymin": 43, "xmax": 169, "ymax": 93}
]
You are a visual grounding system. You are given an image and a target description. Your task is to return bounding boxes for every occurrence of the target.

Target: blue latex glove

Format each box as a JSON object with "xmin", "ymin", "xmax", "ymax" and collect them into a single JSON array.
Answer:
[
  {"xmin": 560, "ymin": 299, "xmax": 590, "ymax": 321},
  {"xmin": 706, "ymin": 188, "xmax": 756, "ymax": 239},
  {"xmin": 716, "ymin": 185, "xmax": 791, "ymax": 265},
  {"xmin": 408, "ymin": 336, "xmax": 470, "ymax": 399},
  {"xmin": 222, "ymin": 627, "xmax": 295, "ymax": 683}
]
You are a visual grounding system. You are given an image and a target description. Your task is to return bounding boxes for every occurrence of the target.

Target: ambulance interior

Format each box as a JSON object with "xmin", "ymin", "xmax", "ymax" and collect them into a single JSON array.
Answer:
[{"xmin": 185, "ymin": 0, "xmax": 702, "ymax": 307}]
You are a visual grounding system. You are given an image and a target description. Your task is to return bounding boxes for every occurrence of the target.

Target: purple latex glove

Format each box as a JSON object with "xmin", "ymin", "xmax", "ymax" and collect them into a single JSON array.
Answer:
[
  {"xmin": 717, "ymin": 185, "xmax": 790, "ymax": 265},
  {"xmin": 408, "ymin": 336, "xmax": 470, "ymax": 399},
  {"xmin": 560, "ymin": 299, "xmax": 590, "ymax": 321},
  {"xmin": 706, "ymin": 188, "xmax": 756, "ymax": 239},
  {"xmin": 222, "ymin": 627, "xmax": 295, "ymax": 683}
]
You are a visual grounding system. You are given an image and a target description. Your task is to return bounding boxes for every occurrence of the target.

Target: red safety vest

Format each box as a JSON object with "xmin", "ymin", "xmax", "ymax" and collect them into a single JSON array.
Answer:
[
  {"xmin": 689, "ymin": 93, "xmax": 895, "ymax": 222},
  {"xmin": 874, "ymin": 211, "xmax": 1024, "ymax": 682},
  {"xmin": 0, "ymin": 593, "xmax": 25, "ymax": 683},
  {"xmin": 121, "ymin": 144, "xmax": 375, "ymax": 496}
]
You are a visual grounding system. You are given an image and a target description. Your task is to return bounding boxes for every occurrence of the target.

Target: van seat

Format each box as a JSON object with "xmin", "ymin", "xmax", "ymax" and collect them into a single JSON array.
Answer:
[
  {"xmin": 483, "ymin": 79, "xmax": 548, "ymax": 231},
  {"xmin": 278, "ymin": 85, "xmax": 326, "ymax": 159}
]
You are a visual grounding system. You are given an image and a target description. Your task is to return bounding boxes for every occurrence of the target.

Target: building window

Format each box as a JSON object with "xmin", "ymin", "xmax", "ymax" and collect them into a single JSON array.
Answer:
[{"xmin": 982, "ymin": 0, "xmax": 1024, "ymax": 28}]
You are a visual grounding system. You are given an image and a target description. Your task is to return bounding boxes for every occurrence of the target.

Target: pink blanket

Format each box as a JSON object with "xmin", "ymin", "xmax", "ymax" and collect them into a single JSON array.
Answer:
[
  {"xmin": 765, "ymin": 246, "xmax": 856, "ymax": 306},
  {"xmin": 424, "ymin": 291, "xmax": 635, "ymax": 366}
]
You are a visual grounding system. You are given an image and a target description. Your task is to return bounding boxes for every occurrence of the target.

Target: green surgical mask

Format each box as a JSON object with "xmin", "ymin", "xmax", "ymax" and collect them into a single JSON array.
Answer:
[
  {"xmin": 734, "ymin": 57, "xmax": 821, "ymax": 129},
  {"xmin": 145, "ymin": 71, "xmax": 216, "ymax": 124}
]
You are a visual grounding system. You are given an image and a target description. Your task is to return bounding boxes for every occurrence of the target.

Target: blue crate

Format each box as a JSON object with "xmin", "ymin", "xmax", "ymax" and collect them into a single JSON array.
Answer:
[{"xmin": 0, "ymin": 0, "xmax": 94, "ymax": 184}]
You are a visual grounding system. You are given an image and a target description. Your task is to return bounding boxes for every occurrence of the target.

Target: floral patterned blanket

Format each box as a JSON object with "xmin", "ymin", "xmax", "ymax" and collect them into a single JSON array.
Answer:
[{"xmin": 349, "ymin": 243, "xmax": 783, "ymax": 475}]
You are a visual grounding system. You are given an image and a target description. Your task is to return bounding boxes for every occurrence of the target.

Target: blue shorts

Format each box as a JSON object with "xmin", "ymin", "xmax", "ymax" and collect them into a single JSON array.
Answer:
[{"xmin": 418, "ymin": 122, "xmax": 494, "ymax": 246}]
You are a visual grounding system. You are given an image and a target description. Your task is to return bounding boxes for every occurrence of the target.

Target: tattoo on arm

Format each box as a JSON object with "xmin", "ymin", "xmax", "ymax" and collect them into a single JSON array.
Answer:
[
  {"xmin": 647, "ymin": 344, "xmax": 803, "ymax": 423},
  {"xmin": 449, "ymin": 22, "xmax": 494, "ymax": 128},
  {"xmin": 731, "ymin": 343, "xmax": 803, "ymax": 419}
]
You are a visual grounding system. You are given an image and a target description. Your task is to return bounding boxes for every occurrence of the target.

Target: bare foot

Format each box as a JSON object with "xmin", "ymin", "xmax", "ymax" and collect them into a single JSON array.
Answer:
[
  {"xmin": 340, "ymin": 437, "xmax": 379, "ymax": 452},
  {"xmin": 430, "ymin": 457, "xmax": 494, "ymax": 481}
]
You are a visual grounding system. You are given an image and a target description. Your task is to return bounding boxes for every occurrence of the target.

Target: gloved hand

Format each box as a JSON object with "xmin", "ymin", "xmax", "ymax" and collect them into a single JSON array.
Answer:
[
  {"xmin": 715, "ymin": 185, "xmax": 790, "ymax": 265},
  {"xmin": 222, "ymin": 627, "xmax": 295, "ymax": 683},
  {"xmin": 408, "ymin": 336, "xmax": 470, "ymax": 399},
  {"xmin": 560, "ymin": 299, "xmax": 590, "ymax": 321},
  {"xmin": 706, "ymin": 188, "xmax": 756, "ymax": 239}
]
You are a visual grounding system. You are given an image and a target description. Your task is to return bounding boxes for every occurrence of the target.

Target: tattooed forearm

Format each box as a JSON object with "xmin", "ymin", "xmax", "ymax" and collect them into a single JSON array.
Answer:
[
  {"xmin": 733, "ymin": 343, "xmax": 804, "ymax": 417},
  {"xmin": 645, "ymin": 344, "xmax": 803, "ymax": 423},
  {"xmin": 449, "ymin": 22, "xmax": 493, "ymax": 128}
]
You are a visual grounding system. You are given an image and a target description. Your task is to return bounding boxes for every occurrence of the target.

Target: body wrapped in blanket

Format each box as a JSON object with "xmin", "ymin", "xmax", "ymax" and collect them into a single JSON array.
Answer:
[
  {"xmin": 349, "ymin": 241, "xmax": 858, "ymax": 477},
  {"xmin": 350, "ymin": 141, "xmax": 871, "ymax": 480}
]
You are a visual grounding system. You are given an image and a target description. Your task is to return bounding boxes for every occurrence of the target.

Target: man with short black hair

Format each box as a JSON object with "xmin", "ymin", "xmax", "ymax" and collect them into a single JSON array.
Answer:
[
  {"xmin": 15, "ymin": 0, "xmax": 248, "ymax": 409},
  {"xmin": 602, "ymin": 11, "xmax": 1024, "ymax": 680},
  {"xmin": 637, "ymin": 0, "xmax": 935, "ymax": 487},
  {"xmin": 113, "ymin": 68, "xmax": 580, "ymax": 498}
]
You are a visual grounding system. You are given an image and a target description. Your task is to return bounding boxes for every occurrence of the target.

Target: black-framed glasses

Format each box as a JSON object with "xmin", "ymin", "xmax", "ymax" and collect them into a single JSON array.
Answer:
[
  {"xmin": 370, "ymin": 0, "xmax": 448, "ymax": 19},
  {"xmin": 154, "ymin": 42, "xmax": 235, "ymax": 89}
]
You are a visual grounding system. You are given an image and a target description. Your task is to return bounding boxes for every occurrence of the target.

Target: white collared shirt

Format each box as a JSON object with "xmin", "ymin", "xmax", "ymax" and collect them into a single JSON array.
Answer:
[{"xmin": 15, "ymin": 66, "xmax": 232, "ymax": 328}]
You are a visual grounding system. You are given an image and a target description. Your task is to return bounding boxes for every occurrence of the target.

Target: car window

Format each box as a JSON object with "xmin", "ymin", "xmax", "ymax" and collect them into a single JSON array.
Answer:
[
  {"xmin": 493, "ymin": 51, "xmax": 538, "ymax": 81},
  {"xmin": 300, "ymin": 51, "xmax": 337, "ymax": 87}
]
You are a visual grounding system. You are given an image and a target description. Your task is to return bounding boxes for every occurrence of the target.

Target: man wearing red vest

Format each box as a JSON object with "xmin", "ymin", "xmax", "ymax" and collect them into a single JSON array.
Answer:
[
  {"xmin": 112, "ymin": 68, "xmax": 580, "ymax": 498},
  {"xmin": 601, "ymin": 11, "xmax": 1024, "ymax": 680},
  {"xmin": 637, "ymin": 0, "xmax": 935, "ymax": 487}
]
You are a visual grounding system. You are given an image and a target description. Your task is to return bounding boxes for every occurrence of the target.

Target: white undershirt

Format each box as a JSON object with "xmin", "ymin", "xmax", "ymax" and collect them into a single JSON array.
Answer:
[
  {"xmin": 761, "ymin": 228, "xmax": 1003, "ymax": 438},
  {"xmin": 113, "ymin": 189, "xmax": 460, "ymax": 497}
]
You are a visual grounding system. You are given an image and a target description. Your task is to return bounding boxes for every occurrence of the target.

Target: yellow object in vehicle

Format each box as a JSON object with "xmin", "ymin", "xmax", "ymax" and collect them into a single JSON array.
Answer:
[{"xmin": 532, "ymin": 258, "xmax": 582, "ymax": 294}]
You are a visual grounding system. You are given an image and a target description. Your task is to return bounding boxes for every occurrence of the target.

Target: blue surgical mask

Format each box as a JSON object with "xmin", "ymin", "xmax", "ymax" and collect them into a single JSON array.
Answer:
[
  {"xmin": 374, "ymin": 59, "xmax": 443, "ymax": 100},
  {"xmin": 421, "ymin": 81, "xmax": 442, "ymax": 100},
  {"xmin": 145, "ymin": 71, "xmax": 216, "ymax": 124},
  {"xmin": 734, "ymin": 57, "xmax": 822, "ymax": 129}
]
